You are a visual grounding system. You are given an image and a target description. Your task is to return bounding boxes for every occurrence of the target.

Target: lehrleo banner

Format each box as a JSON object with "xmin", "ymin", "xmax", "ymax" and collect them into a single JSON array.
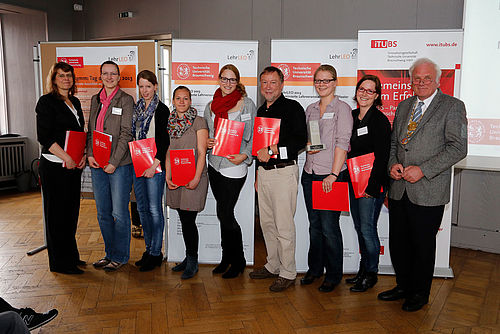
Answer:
[
  {"xmin": 56, "ymin": 46, "xmax": 139, "ymax": 125},
  {"xmin": 358, "ymin": 30, "xmax": 464, "ymax": 277},
  {"xmin": 271, "ymin": 39, "xmax": 361, "ymax": 273},
  {"xmin": 358, "ymin": 30, "xmax": 463, "ymax": 125},
  {"xmin": 168, "ymin": 39, "xmax": 259, "ymax": 265}
]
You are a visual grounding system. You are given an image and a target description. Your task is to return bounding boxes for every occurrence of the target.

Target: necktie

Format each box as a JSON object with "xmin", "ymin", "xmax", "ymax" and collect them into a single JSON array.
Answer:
[{"xmin": 407, "ymin": 101, "xmax": 424, "ymax": 137}]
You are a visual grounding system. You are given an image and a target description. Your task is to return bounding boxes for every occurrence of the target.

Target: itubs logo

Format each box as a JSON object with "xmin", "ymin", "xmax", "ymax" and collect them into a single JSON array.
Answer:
[
  {"xmin": 277, "ymin": 64, "xmax": 291, "ymax": 80},
  {"xmin": 371, "ymin": 40, "xmax": 398, "ymax": 48},
  {"xmin": 176, "ymin": 64, "xmax": 190, "ymax": 80},
  {"xmin": 227, "ymin": 49, "xmax": 255, "ymax": 61},
  {"xmin": 174, "ymin": 157, "xmax": 180, "ymax": 165}
]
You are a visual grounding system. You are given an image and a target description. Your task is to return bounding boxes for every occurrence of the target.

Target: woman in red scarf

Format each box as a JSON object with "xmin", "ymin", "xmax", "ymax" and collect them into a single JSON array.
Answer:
[
  {"xmin": 204, "ymin": 64, "xmax": 257, "ymax": 278},
  {"xmin": 87, "ymin": 61, "xmax": 135, "ymax": 272}
]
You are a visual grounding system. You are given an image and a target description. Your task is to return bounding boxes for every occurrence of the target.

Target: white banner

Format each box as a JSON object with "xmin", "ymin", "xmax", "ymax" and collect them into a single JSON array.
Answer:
[
  {"xmin": 271, "ymin": 39, "xmax": 360, "ymax": 273},
  {"xmin": 358, "ymin": 30, "xmax": 464, "ymax": 277},
  {"xmin": 168, "ymin": 39, "xmax": 259, "ymax": 264}
]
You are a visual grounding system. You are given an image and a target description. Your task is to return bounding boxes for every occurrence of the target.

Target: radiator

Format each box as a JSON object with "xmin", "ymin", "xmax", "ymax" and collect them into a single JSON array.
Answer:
[{"xmin": 0, "ymin": 137, "xmax": 27, "ymax": 182}]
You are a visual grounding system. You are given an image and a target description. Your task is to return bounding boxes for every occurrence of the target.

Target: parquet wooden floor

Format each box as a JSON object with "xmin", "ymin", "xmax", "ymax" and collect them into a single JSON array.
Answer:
[{"xmin": 0, "ymin": 190, "xmax": 498, "ymax": 333}]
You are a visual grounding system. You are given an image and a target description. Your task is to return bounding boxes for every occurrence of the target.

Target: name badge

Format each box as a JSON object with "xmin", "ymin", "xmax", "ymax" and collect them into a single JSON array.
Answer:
[
  {"xmin": 322, "ymin": 112, "xmax": 334, "ymax": 119},
  {"xmin": 112, "ymin": 107, "xmax": 122, "ymax": 115},
  {"xmin": 279, "ymin": 146, "xmax": 288, "ymax": 159},
  {"xmin": 241, "ymin": 113, "xmax": 251, "ymax": 121},
  {"xmin": 357, "ymin": 126, "xmax": 368, "ymax": 136}
]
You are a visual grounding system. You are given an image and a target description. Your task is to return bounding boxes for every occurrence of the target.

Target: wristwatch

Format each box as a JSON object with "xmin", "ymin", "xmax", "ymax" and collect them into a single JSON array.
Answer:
[{"xmin": 267, "ymin": 146, "xmax": 274, "ymax": 156}]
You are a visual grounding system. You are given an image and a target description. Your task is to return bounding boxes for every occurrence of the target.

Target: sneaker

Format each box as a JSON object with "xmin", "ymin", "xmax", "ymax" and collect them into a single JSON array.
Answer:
[
  {"xmin": 93, "ymin": 257, "xmax": 111, "ymax": 268},
  {"xmin": 18, "ymin": 308, "xmax": 58, "ymax": 330},
  {"xmin": 103, "ymin": 261, "xmax": 124, "ymax": 272},
  {"xmin": 249, "ymin": 266, "xmax": 278, "ymax": 279},
  {"xmin": 269, "ymin": 277, "xmax": 296, "ymax": 292}
]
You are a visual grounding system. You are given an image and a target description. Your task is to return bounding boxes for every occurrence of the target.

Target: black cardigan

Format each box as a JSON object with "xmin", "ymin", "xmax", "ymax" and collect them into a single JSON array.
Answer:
[
  {"xmin": 347, "ymin": 105, "xmax": 391, "ymax": 197},
  {"xmin": 150, "ymin": 101, "xmax": 170, "ymax": 171},
  {"xmin": 36, "ymin": 93, "xmax": 84, "ymax": 154}
]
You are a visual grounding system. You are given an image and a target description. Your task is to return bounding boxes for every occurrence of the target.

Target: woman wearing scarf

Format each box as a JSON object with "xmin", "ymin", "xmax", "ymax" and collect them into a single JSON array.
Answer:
[
  {"xmin": 166, "ymin": 86, "xmax": 209, "ymax": 279},
  {"xmin": 204, "ymin": 64, "xmax": 256, "ymax": 278},
  {"xmin": 132, "ymin": 70, "xmax": 170, "ymax": 272},
  {"xmin": 87, "ymin": 61, "xmax": 134, "ymax": 272}
]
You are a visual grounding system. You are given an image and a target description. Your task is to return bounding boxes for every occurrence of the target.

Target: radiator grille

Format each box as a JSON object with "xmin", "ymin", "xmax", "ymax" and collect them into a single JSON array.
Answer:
[{"xmin": 0, "ymin": 137, "xmax": 27, "ymax": 181}]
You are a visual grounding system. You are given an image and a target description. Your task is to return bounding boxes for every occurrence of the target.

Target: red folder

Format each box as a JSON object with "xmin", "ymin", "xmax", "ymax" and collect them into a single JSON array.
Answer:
[
  {"xmin": 129, "ymin": 138, "xmax": 162, "ymax": 177},
  {"xmin": 312, "ymin": 181, "xmax": 349, "ymax": 212},
  {"xmin": 92, "ymin": 130, "xmax": 112, "ymax": 168},
  {"xmin": 170, "ymin": 149, "xmax": 196, "ymax": 186},
  {"xmin": 347, "ymin": 153, "xmax": 380, "ymax": 199},
  {"xmin": 212, "ymin": 118, "xmax": 245, "ymax": 157},
  {"xmin": 63, "ymin": 130, "xmax": 86, "ymax": 167},
  {"xmin": 251, "ymin": 117, "xmax": 280, "ymax": 156}
]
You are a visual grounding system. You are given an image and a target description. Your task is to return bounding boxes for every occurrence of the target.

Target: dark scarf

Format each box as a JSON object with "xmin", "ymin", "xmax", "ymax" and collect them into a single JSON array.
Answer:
[
  {"xmin": 167, "ymin": 107, "xmax": 197, "ymax": 138},
  {"xmin": 211, "ymin": 88, "xmax": 241, "ymax": 129},
  {"xmin": 132, "ymin": 94, "xmax": 159, "ymax": 140}
]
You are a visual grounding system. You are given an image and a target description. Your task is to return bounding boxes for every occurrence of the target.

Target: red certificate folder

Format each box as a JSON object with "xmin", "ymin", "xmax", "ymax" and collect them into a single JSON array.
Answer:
[
  {"xmin": 92, "ymin": 130, "xmax": 112, "ymax": 168},
  {"xmin": 251, "ymin": 117, "xmax": 281, "ymax": 156},
  {"xmin": 212, "ymin": 118, "xmax": 245, "ymax": 157},
  {"xmin": 129, "ymin": 138, "xmax": 162, "ymax": 177},
  {"xmin": 63, "ymin": 130, "xmax": 86, "ymax": 167},
  {"xmin": 312, "ymin": 181, "xmax": 349, "ymax": 212},
  {"xmin": 347, "ymin": 152, "xmax": 380, "ymax": 199},
  {"xmin": 170, "ymin": 149, "xmax": 195, "ymax": 186}
]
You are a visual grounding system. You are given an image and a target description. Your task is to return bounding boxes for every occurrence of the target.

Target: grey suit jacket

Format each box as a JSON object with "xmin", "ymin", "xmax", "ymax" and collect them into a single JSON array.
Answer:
[
  {"xmin": 86, "ymin": 88, "xmax": 134, "ymax": 167},
  {"xmin": 388, "ymin": 89, "xmax": 467, "ymax": 206}
]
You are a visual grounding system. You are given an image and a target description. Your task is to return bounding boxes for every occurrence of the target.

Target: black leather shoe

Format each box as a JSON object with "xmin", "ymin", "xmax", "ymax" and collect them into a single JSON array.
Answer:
[
  {"xmin": 377, "ymin": 286, "xmax": 406, "ymax": 301},
  {"xmin": 139, "ymin": 253, "xmax": 163, "ymax": 272},
  {"xmin": 318, "ymin": 281, "xmax": 336, "ymax": 293},
  {"xmin": 135, "ymin": 251, "xmax": 149, "ymax": 267},
  {"xmin": 222, "ymin": 258, "xmax": 246, "ymax": 279},
  {"xmin": 402, "ymin": 294, "xmax": 428, "ymax": 312},
  {"xmin": 76, "ymin": 259, "xmax": 87, "ymax": 266},
  {"xmin": 212, "ymin": 258, "xmax": 230, "ymax": 274},
  {"xmin": 350, "ymin": 272, "xmax": 377, "ymax": 292},
  {"xmin": 345, "ymin": 266, "xmax": 366, "ymax": 284},
  {"xmin": 300, "ymin": 272, "xmax": 321, "ymax": 285}
]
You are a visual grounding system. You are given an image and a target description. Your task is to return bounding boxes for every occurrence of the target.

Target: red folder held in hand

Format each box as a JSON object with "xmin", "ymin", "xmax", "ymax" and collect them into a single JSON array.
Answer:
[
  {"xmin": 129, "ymin": 138, "xmax": 162, "ymax": 177},
  {"xmin": 92, "ymin": 130, "xmax": 112, "ymax": 168},
  {"xmin": 212, "ymin": 118, "xmax": 245, "ymax": 157},
  {"xmin": 252, "ymin": 117, "xmax": 280, "ymax": 156},
  {"xmin": 170, "ymin": 149, "xmax": 195, "ymax": 186},
  {"xmin": 312, "ymin": 181, "xmax": 349, "ymax": 212},
  {"xmin": 347, "ymin": 153, "xmax": 381, "ymax": 198},
  {"xmin": 63, "ymin": 130, "xmax": 86, "ymax": 167}
]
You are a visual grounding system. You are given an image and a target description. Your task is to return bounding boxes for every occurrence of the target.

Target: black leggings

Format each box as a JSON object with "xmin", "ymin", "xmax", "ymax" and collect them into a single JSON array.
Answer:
[{"xmin": 177, "ymin": 209, "xmax": 199, "ymax": 257}]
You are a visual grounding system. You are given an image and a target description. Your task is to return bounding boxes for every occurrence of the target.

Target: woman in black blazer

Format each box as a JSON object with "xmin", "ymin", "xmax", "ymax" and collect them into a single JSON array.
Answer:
[{"xmin": 36, "ymin": 62, "xmax": 86, "ymax": 275}]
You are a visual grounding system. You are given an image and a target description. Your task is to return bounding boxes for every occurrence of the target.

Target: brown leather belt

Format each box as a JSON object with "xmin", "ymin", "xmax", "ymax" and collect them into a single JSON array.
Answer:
[{"xmin": 261, "ymin": 160, "xmax": 297, "ymax": 170}]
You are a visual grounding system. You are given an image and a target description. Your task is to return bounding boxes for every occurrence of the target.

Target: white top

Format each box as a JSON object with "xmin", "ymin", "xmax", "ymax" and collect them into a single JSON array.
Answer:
[{"xmin": 417, "ymin": 89, "xmax": 438, "ymax": 116}]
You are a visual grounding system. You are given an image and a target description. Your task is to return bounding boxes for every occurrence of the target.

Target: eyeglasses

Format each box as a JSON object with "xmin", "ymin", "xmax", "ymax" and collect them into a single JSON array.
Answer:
[
  {"xmin": 102, "ymin": 72, "xmax": 119, "ymax": 77},
  {"xmin": 56, "ymin": 73, "xmax": 73, "ymax": 79},
  {"xmin": 220, "ymin": 77, "xmax": 238, "ymax": 84},
  {"xmin": 412, "ymin": 77, "xmax": 434, "ymax": 85},
  {"xmin": 314, "ymin": 78, "xmax": 336, "ymax": 85},
  {"xmin": 357, "ymin": 87, "xmax": 376, "ymax": 95}
]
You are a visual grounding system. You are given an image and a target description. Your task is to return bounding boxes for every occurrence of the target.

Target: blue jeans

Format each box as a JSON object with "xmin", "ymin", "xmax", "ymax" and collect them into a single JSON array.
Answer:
[
  {"xmin": 301, "ymin": 170, "xmax": 346, "ymax": 284},
  {"xmin": 133, "ymin": 171, "xmax": 166, "ymax": 256},
  {"xmin": 348, "ymin": 179, "xmax": 385, "ymax": 273},
  {"xmin": 91, "ymin": 164, "xmax": 133, "ymax": 263}
]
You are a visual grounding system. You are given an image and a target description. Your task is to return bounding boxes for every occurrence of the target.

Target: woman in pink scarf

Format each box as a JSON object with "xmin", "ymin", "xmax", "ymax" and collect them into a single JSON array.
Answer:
[{"xmin": 86, "ymin": 61, "xmax": 135, "ymax": 272}]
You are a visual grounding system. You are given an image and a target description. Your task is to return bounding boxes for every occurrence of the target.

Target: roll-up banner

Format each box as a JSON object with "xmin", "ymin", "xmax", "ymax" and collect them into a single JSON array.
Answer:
[
  {"xmin": 358, "ymin": 30, "xmax": 463, "ymax": 277},
  {"xmin": 169, "ymin": 39, "xmax": 259, "ymax": 264},
  {"xmin": 271, "ymin": 40, "xmax": 360, "ymax": 273}
]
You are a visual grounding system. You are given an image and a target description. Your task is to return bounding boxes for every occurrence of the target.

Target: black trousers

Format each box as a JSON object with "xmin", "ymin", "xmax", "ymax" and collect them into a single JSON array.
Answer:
[
  {"xmin": 208, "ymin": 166, "xmax": 246, "ymax": 263},
  {"xmin": 39, "ymin": 158, "xmax": 82, "ymax": 271},
  {"xmin": 176, "ymin": 209, "xmax": 199, "ymax": 257},
  {"xmin": 388, "ymin": 191, "xmax": 444, "ymax": 298}
]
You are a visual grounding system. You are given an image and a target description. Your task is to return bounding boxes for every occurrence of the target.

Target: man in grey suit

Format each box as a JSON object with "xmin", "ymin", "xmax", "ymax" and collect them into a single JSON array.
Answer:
[{"xmin": 378, "ymin": 58, "xmax": 467, "ymax": 312}]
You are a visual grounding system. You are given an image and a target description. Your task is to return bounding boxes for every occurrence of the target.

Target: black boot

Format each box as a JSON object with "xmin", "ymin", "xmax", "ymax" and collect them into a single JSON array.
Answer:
[
  {"xmin": 350, "ymin": 272, "xmax": 378, "ymax": 292},
  {"xmin": 212, "ymin": 253, "xmax": 230, "ymax": 274},
  {"xmin": 181, "ymin": 255, "xmax": 198, "ymax": 279},
  {"xmin": 345, "ymin": 265, "xmax": 366, "ymax": 284},
  {"xmin": 222, "ymin": 229, "xmax": 245, "ymax": 279},
  {"xmin": 139, "ymin": 253, "xmax": 163, "ymax": 272},
  {"xmin": 135, "ymin": 251, "xmax": 149, "ymax": 267},
  {"xmin": 171, "ymin": 258, "xmax": 187, "ymax": 272}
]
